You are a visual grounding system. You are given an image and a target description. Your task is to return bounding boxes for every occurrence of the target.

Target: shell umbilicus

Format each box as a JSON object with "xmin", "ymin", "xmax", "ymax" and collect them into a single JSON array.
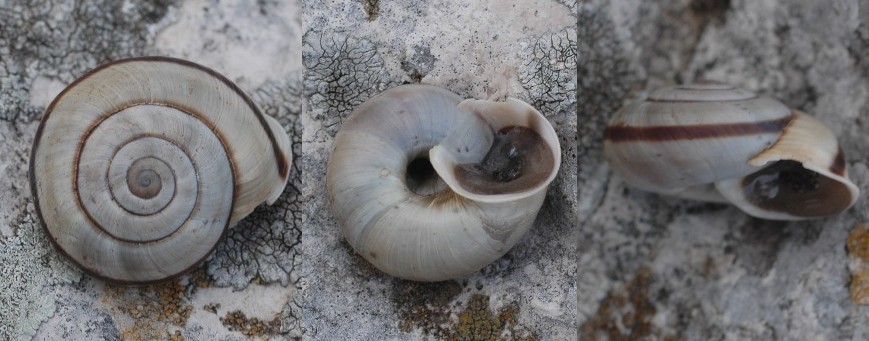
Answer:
[
  {"xmin": 30, "ymin": 56, "xmax": 292, "ymax": 284},
  {"xmin": 326, "ymin": 85, "xmax": 561, "ymax": 282},
  {"xmin": 603, "ymin": 82, "xmax": 859, "ymax": 220}
]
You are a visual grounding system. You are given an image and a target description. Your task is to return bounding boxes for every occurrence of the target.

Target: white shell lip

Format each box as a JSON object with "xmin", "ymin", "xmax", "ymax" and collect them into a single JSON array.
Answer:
[
  {"xmin": 715, "ymin": 111, "xmax": 860, "ymax": 220},
  {"xmin": 429, "ymin": 97, "xmax": 561, "ymax": 204}
]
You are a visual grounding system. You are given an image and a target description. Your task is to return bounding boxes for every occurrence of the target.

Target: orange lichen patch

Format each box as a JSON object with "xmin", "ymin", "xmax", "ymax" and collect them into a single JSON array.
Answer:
[
  {"xmin": 452, "ymin": 294, "xmax": 537, "ymax": 341},
  {"xmin": 219, "ymin": 310, "xmax": 281, "ymax": 337},
  {"xmin": 395, "ymin": 282, "xmax": 536, "ymax": 340},
  {"xmin": 848, "ymin": 223, "xmax": 869, "ymax": 259},
  {"xmin": 580, "ymin": 267, "xmax": 683, "ymax": 341},
  {"xmin": 397, "ymin": 281, "xmax": 461, "ymax": 336},
  {"xmin": 104, "ymin": 279, "xmax": 194, "ymax": 341},
  {"xmin": 849, "ymin": 271, "xmax": 869, "ymax": 305},
  {"xmin": 847, "ymin": 223, "xmax": 869, "ymax": 304},
  {"xmin": 189, "ymin": 268, "xmax": 214, "ymax": 292},
  {"xmin": 455, "ymin": 295, "xmax": 499, "ymax": 339},
  {"xmin": 168, "ymin": 330, "xmax": 184, "ymax": 341}
]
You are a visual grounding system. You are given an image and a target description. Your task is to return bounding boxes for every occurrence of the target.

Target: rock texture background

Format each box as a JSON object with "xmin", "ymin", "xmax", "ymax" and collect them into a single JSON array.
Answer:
[
  {"xmin": 301, "ymin": 0, "xmax": 577, "ymax": 339},
  {"xmin": 0, "ymin": 0, "xmax": 577, "ymax": 340},
  {"xmin": 0, "ymin": 0, "xmax": 303, "ymax": 339},
  {"xmin": 579, "ymin": 0, "xmax": 869, "ymax": 339}
]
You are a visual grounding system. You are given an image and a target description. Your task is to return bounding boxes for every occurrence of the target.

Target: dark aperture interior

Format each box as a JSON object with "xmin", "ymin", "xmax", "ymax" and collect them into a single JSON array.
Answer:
[
  {"xmin": 742, "ymin": 160, "xmax": 851, "ymax": 217},
  {"xmin": 454, "ymin": 126, "xmax": 554, "ymax": 195}
]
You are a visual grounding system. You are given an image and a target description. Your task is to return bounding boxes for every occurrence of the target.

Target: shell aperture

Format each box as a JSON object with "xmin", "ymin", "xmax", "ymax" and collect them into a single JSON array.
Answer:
[
  {"xmin": 453, "ymin": 126, "xmax": 555, "ymax": 195},
  {"xmin": 737, "ymin": 160, "xmax": 852, "ymax": 217},
  {"xmin": 327, "ymin": 85, "xmax": 560, "ymax": 281},
  {"xmin": 30, "ymin": 57, "xmax": 292, "ymax": 283},
  {"xmin": 604, "ymin": 82, "xmax": 859, "ymax": 220}
]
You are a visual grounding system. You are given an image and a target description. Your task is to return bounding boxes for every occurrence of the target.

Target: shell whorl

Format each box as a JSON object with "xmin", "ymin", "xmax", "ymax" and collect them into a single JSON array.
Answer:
[
  {"xmin": 603, "ymin": 82, "xmax": 859, "ymax": 220},
  {"xmin": 327, "ymin": 85, "xmax": 560, "ymax": 281},
  {"xmin": 604, "ymin": 83, "xmax": 793, "ymax": 193},
  {"xmin": 30, "ymin": 57, "xmax": 292, "ymax": 283}
]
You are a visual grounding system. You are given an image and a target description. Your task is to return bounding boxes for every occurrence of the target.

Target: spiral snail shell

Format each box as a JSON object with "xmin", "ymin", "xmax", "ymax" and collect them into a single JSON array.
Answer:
[
  {"xmin": 29, "ymin": 57, "xmax": 292, "ymax": 283},
  {"xmin": 326, "ymin": 85, "xmax": 561, "ymax": 281},
  {"xmin": 603, "ymin": 82, "xmax": 859, "ymax": 220}
]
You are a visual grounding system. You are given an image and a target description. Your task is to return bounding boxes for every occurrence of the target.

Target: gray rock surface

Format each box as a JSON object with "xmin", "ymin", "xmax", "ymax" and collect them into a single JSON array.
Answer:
[
  {"xmin": 579, "ymin": 0, "xmax": 869, "ymax": 339},
  {"xmin": 301, "ymin": 0, "xmax": 577, "ymax": 339},
  {"xmin": 0, "ymin": 0, "xmax": 303, "ymax": 339}
]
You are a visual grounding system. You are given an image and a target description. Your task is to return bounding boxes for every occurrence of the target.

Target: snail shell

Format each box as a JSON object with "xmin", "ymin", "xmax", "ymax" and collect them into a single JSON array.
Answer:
[
  {"xmin": 603, "ymin": 82, "xmax": 859, "ymax": 220},
  {"xmin": 29, "ymin": 57, "xmax": 292, "ymax": 283},
  {"xmin": 326, "ymin": 85, "xmax": 561, "ymax": 281}
]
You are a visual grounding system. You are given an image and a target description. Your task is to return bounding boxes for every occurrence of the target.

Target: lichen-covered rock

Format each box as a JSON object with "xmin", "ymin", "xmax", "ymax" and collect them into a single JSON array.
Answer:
[
  {"xmin": 206, "ymin": 77, "xmax": 304, "ymax": 290},
  {"xmin": 580, "ymin": 0, "xmax": 869, "ymax": 339},
  {"xmin": 0, "ymin": 200, "xmax": 81, "ymax": 340},
  {"xmin": 302, "ymin": 30, "xmax": 393, "ymax": 140},
  {"xmin": 0, "ymin": 1, "xmax": 167, "ymax": 338}
]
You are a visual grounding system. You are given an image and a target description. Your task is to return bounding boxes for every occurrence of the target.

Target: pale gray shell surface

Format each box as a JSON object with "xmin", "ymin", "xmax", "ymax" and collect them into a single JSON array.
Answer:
[
  {"xmin": 30, "ymin": 57, "xmax": 292, "ymax": 284},
  {"xmin": 326, "ymin": 84, "xmax": 561, "ymax": 282},
  {"xmin": 603, "ymin": 82, "xmax": 859, "ymax": 220}
]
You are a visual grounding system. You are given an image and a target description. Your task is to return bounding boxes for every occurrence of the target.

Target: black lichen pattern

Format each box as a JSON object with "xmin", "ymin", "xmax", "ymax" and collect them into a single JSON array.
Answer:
[
  {"xmin": 558, "ymin": 0, "xmax": 578, "ymax": 16},
  {"xmin": 205, "ymin": 76, "xmax": 304, "ymax": 291},
  {"xmin": 279, "ymin": 294, "xmax": 303, "ymax": 339},
  {"xmin": 519, "ymin": 27, "xmax": 578, "ymax": 229},
  {"xmin": 519, "ymin": 27, "xmax": 577, "ymax": 117},
  {"xmin": 302, "ymin": 30, "xmax": 391, "ymax": 140},
  {"xmin": 0, "ymin": 0, "xmax": 174, "ymax": 122}
]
